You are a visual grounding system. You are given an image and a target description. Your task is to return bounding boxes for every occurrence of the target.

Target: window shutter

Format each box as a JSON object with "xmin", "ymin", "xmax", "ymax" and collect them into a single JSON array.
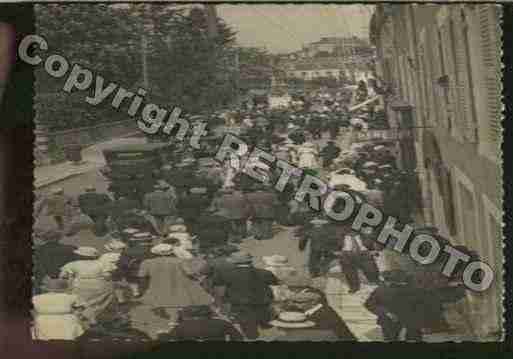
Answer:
[
  {"xmin": 479, "ymin": 5, "xmax": 502, "ymax": 152},
  {"xmin": 453, "ymin": 13, "xmax": 475, "ymax": 142},
  {"xmin": 440, "ymin": 24, "xmax": 458, "ymax": 130}
]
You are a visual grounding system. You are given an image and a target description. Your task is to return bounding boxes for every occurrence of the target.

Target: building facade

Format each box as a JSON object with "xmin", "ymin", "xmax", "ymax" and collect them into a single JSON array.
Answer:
[{"xmin": 371, "ymin": 4, "xmax": 503, "ymax": 339}]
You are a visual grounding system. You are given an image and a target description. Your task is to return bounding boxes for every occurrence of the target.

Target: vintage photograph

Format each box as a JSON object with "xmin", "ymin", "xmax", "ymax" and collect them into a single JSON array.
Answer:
[{"xmin": 28, "ymin": 3, "xmax": 503, "ymax": 342}]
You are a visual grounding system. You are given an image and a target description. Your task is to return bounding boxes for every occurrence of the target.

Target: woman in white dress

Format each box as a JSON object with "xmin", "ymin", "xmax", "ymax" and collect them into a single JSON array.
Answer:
[
  {"xmin": 59, "ymin": 246, "xmax": 117, "ymax": 328},
  {"xmin": 297, "ymin": 142, "xmax": 320, "ymax": 169}
]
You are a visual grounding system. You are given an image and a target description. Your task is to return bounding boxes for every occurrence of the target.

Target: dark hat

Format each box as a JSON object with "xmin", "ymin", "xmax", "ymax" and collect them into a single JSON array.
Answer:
[
  {"xmin": 228, "ymin": 251, "xmax": 253, "ymax": 265},
  {"xmin": 381, "ymin": 270, "xmax": 412, "ymax": 285}
]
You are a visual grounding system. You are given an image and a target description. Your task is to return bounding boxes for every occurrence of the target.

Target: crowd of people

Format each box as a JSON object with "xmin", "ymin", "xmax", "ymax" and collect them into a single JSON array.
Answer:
[{"xmin": 32, "ymin": 81, "xmax": 478, "ymax": 341}]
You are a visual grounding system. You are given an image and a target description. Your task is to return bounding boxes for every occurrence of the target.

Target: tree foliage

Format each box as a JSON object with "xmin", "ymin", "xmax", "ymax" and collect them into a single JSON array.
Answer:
[{"xmin": 35, "ymin": 4, "xmax": 237, "ymax": 131}]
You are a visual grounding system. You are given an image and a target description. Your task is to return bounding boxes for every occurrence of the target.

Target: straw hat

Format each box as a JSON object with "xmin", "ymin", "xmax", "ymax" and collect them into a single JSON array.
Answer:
[
  {"xmin": 129, "ymin": 232, "xmax": 153, "ymax": 242},
  {"xmin": 51, "ymin": 187, "xmax": 64, "ymax": 195},
  {"xmin": 104, "ymin": 239, "xmax": 127, "ymax": 251},
  {"xmin": 123, "ymin": 228, "xmax": 139, "ymax": 235},
  {"xmin": 99, "ymin": 252, "xmax": 121, "ymax": 263},
  {"xmin": 269, "ymin": 312, "xmax": 316, "ymax": 329},
  {"xmin": 73, "ymin": 247, "xmax": 99, "ymax": 258},
  {"xmin": 310, "ymin": 218, "xmax": 329, "ymax": 226},
  {"xmin": 168, "ymin": 224, "xmax": 188, "ymax": 233},
  {"xmin": 262, "ymin": 255, "xmax": 289, "ymax": 267},
  {"xmin": 151, "ymin": 243, "xmax": 174, "ymax": 256}
]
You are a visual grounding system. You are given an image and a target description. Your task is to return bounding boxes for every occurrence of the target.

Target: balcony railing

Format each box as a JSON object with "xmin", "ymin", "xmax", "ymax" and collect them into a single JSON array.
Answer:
[{"xmin": 352, "ymin": 128, "xmax": 414, "ymax": 142}]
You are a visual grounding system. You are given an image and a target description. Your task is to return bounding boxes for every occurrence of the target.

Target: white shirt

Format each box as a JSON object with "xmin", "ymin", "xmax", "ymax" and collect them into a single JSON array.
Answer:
[{"xmin": 342, "ymin": 235, "xmax": 368, "ymax": 252}]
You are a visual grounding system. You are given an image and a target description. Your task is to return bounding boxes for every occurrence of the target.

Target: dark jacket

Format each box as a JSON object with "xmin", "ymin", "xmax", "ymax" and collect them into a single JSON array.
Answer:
[
  {"xmin": 34, "ymin": 242, "xmax": 78, "ymax": 280},
  {"xmin": 196, "ymin": 214, "xmax": 230, "ymax": 247},
  {"xmin": 246, "ymin": 190, "xmax": 280, "ymax": 219},
  {"xmin": 179, "ymin": 193, "xmax": 213, "ymax": 222},
  {"xmin": 364, "ymin": 284, "xmax": 433, "ymax": 328},
  {"xmin": 78, "ymin": 192, "xmax": 112, "ymax": 216},
  {"xmin": 160, "ymin": 318, "xmax": 243, "ymax": 341},
  {"xmin": 212, "ymin": 265, "xmax": 278, "ymax": 305},
  {"xmin": 299, "ymin": 225, "xmax": 339, "ymax": 251},
  {"xmin": 211, "ymin": 191, "xmax": 251, "ymax": 220}
]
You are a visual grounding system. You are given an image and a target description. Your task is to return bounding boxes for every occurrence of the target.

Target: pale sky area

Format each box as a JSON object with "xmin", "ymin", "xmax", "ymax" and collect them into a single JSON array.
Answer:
[{"xmin": 216, "ymin": 4, "xmax": 374, "ymax": 54}]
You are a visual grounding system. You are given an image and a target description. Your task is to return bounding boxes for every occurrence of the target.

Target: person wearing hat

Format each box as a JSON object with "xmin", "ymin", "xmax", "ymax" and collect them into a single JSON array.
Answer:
[
  {"xmin": 59, "ymin": 247, "xmax": 116, "ymax": 328},
  {"xmin": 194, "ymin": 212, "xmax": 230, "ymax": 254},
  {"xmin": 31, "ymin": 282, "xmax": 85, "ymax": 340},
  {"xmin": 337, "ymin": 227, "xmax": 380, "ymax": 294},
  {"xmin": 278, "ymin": 285, "xmax": 357, "ymax": 341},
  {"xmin": 298, "ymin": 218, "xmax": 338, "ymax": 278},
  {"xmin": 119, "ymin": 231, "xmax": 156, "ymax": 298},
  {"xmin": 209, "ymin": 187, "xmax": 251, "ymax": 243},
  {"xmin": 364, "ymin": 270, "xmax": 426, "ymax": 342},
  {"xmin": 78, "ymin": 311, "xmax": 150, "ymax": 342},
  {"xmin": 178, "ymin": 186, "xmax": 214, "ymax": 233},
  {"xmin": 320, "ymin": 141, "xmax": 341, "ymax": 169},
  {"xmin": 246, "ymin": 184, "xmax": 280, "ymax": 240},
  {"xmin": 132, "ymin": 243, "xmax": 213, "ymax": 339},
  {"xmin": 33, "ymin": 229, "xmax": 78, "ymax": 295},
  {"xmin": 157, "ymin": 305, "xmax": 243, "ymax": 341},
  {"xmin": 36, "ymin": 187, "xmax": 74, "ymax": 230},
  {"xmin": 78, "ymin": 185, "xmax": 112, "ymax": 236},
  {"xmin": 211, "ymin": 251, "xmax": 278, "ymax": 340},
  {"xmin": 268, "ymin": 312, "xmax": 338, "ymax": 341},
  {"xmin": 143, "ymin": 182, "xmax": 179, "ymax": 235},
  {"xmin": 296, "ymin": 140, "xmax": 320, "ymax": 170}
]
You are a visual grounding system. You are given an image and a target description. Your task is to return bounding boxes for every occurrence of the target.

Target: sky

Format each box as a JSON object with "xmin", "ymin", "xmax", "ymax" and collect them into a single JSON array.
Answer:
[{"xmin": 216, "ymin": 4, "xmax": 374, "ymax": 54}]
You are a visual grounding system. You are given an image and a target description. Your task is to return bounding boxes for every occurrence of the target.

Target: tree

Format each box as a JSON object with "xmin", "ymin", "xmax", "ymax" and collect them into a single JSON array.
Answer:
[{"xmin": 34, "ymin": 4, "xmax": 238, "ymax": 130}]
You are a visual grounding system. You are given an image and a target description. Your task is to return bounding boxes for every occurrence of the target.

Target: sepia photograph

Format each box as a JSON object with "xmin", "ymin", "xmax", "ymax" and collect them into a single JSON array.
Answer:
[{"xmin": 14, "ymin": 3, "xmax": 504, "ymax": 342}]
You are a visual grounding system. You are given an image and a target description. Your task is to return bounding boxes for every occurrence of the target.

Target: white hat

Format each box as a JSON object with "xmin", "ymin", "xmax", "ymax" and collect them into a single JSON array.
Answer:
[
  {"xmin": 123, "ymin": 228, "xmax": 139, "ymax": 235},
  {"xmin": 168, "ymin": 224, "xmax": 188, "ymax": 233},
  {"xmin": 363, "ymin": 161, "xmax": 378, "ymax": 168},
  {"xmin": 269, "ymin": 312, "xmax": 316, "ymax": 329},
  {"xmin": 99, "ymin": 252, "xmax": 121, "ymax": 263},
  {"xmin": 262, "ymin": 255, "xmax": 289, "ymax": 267},
  {"xmin": 310, "ymin": 218, "xmax": 329, "ymax": 226},
  {"xmin": 129, "ymin": 232, "xmax": 153, "ymax": 242},
  {"xmin": 104, "ymin": 240, "xmax": 127, "ymax": 251},
  {"xmin": 373, "ymin": 145, "xmax": 386, "ymax": 151},
  {"xmin": 52, "ymin": 187, "xmax": 64, "ymax": 194},
  {"xmin": 73, "ymin": 247, "xmax": 99, "ymax": 258},
  {"xmin": 151, "ymin": 243, "xmax": 174, "ymax": 256}
]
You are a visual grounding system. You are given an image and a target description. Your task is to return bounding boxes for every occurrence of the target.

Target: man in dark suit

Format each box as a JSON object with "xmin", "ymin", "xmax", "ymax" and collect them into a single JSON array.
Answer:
[
  {"xmin": 178, "ymin": 187, "xmax": 213, "ymax": 233},
  {"xmin": 299, "ymin": 218, "xmax": 339, "ymax": 278},
  {"xmin": 210, "ymin": 188, "xmax": 251, "ymax": 242},
  {"xmin": 33, "ymin": 229, "xmax": 78, "ymax": 294},
  {"xmin": 246, "ymin": 185, "xmax": 280, "ymax": 240},
  {"xmin": 78, "ymin": 185, "xmax": 112, "ymax": 236},
  {"xmin": 337, "ymin": 227, "xmax": 381, "ymax": 293},
  {"xmin": 158, "ymin": 305, "xmax": 243, "ymax": 341},
  {"xmin": 195, "ymin": 212, "xmax": 230, "ymax": 253},
  {"xmin": 364, "ymin": 270, "xmax": 425, "ymax": 342},
  {"xmin": 281, "ymin": 285, "xmax": 357, "ymax": 341},
  {"xmin": 211, "ymin": 252, "xmax": 278, "ymax": 339}
]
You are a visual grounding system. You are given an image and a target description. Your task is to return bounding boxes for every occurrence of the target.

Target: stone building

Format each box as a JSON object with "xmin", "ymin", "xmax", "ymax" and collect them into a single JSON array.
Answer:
[{"xmin": 370, "ymin": 4, "xmax": 503, "ymax": 339}]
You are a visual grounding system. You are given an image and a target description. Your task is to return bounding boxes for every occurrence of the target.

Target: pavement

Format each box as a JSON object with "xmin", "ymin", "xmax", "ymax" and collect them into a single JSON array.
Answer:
[{"xmin": 34, "ymin": 136, "xmax": 147, "ymax": 189}]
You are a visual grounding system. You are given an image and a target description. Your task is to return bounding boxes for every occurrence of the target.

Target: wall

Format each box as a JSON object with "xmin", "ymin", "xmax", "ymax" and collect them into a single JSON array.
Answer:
[{"xmin": 374, "ymin": 3, "xmax": 503, "ymax": 338}]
